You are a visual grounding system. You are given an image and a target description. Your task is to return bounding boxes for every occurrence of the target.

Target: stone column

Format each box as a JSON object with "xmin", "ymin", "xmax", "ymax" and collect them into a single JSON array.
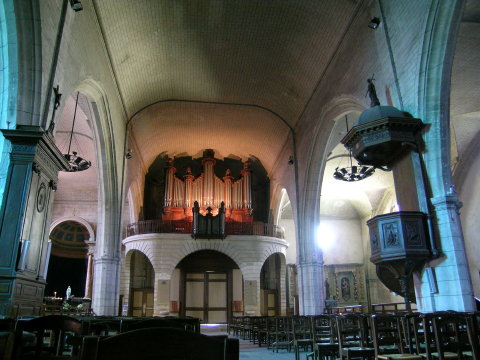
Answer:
[
  {"xmin": 0, "ymin": 127, "xmax": 67, "ymax": 316},
  {"xmin": 92, "ymin": 256, "xmax": 120, "ymax": 316},
  {"xmin": 418, "ymin": 191, "xmax": 475, "ymax": 312},
  {"xmin": 296, "ymin": 204, "xmax": 326, "ymax": 314},
  {"xmin": 84, "ymin": 240, "xmax": 96, "ymax": 299},
  {"xmin": 297, "ymin": 260, "xmax": 324, "ymax": 315}
]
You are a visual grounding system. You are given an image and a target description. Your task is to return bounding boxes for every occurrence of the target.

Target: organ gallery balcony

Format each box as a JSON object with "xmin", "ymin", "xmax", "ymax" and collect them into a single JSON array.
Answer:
[{"xmin": 126, "ymin": 219, "xmax": 285, "ymax": 239}]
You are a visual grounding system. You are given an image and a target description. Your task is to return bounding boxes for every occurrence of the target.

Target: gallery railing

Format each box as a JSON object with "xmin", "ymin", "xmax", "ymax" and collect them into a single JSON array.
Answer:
[{"xmin": 126, "ymin": 220, "xmax": 284, "ymax": 239}]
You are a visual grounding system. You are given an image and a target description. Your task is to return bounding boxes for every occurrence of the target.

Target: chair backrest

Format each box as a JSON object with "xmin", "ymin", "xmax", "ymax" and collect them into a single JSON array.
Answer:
[
  {"xmin": 430, "ymin": 312, "xmax": 479, "ymax": 360},
  {"xmin": 291, "ymin": 316, "xmax": 312, "ymax": 340},
  {"xmin": 0, "ymin": 318, "xmax": 15, "ymax": 331},
  {"xmin": 82, "ymin": 318, "xmax": 122, "ymax": 336},
  {"xmin": 402, "ymin": 313, "xmax": 435, "ymax": 357},
  {"xmin": 311, "ymin": 315, "xmax": 337, "ymax": 344},
  {"xmin": 0, "ymin": 319, "xmax": 16, "ymax": 360},
  {"xmin": 336, "ymin": 314, "xmax": 370, "ymax": 349},
  {"xmin": 80, "ymin": 327, "xmax": 227, "ymax": 360},
  {"xmin": 17, "ymin": 315, "xmax": 82, "ymax": 359},
  {"xmin": 370, "ymin": 314, "xmax": 403, "ymax": 357},
  {"xmin": 121, "ymin": 318, "xmax": 188, "ymax": 332}
]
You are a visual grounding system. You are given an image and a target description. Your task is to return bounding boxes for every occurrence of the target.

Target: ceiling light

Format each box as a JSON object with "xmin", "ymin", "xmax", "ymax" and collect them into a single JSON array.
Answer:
[
  {"xmin": 333, "ymin": 116, "xmax": 375, "ymax": 182},
  {"xmin": 69, "ymin": 0, "xmax": 83, "ymax": 12},
  {"xmin": 368, "ymin": 17, "xmax": 381, "ymax": 29},
  {"xmin": 62, "ymin": 92, "xmax": 91, "ymax": 172}
]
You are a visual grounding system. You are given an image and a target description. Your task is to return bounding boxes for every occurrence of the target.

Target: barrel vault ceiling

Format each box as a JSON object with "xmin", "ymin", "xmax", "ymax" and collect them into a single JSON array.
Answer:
[
  {"xmin": 54, "ymin": 1, "xmax": 478, "ymax": 202},
  {"xmin": 91, "ymin": 0, "xmax": 360, "ymax": 125}
]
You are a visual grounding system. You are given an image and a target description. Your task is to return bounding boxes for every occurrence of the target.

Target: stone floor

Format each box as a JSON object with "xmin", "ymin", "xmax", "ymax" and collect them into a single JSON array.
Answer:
[{"xmin": 201, "ymin": 324, "xmax": 298, "ymax": 360}]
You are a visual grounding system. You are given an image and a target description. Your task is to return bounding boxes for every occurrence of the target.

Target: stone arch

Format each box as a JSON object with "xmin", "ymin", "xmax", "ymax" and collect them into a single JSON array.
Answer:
[
  {"xmin": 299, "ymin": 96, "xmax": 365, "ymax": 262},
  {"xmin": 46, "ymin": 218, "xmax": 93, "ymax": 298},
  {"xmin": 124, "ymin": 244, "xmax": 155, "ymax": 268},
  {"xmin": 170, "ymin": 242, "xmax": 244, "ymax": 278},
  {"xmin": 9, "ymin": 0, "xmax": 42, "ymax": 127},
  {"xmin": 50, "ymin": 216, "xmax": 95, "ymax": 242},
  {"xmin": 417, "ymin": 0, "xmax": 465, "ymax": 196},
  {"xmin": 259, "ymin": 251, "xmax": 287, "ymax": 315},
  {"xmin": 296, "ymin": 96, "xmax": 364, "ymax": 315},
  {"xmin": 0, "ymin": 0, "xmax": 18, "ymax": 206},
  {"xmin": 272, "ymin": 188, "xmax": 287, "ymax": 226},
  {"xmin": 415, "ymin": 0, "xmax": 475, "ymax": 312},
  {"xmin": 75, "ymin": 79, "xmax": 122, "ymax": 315}
]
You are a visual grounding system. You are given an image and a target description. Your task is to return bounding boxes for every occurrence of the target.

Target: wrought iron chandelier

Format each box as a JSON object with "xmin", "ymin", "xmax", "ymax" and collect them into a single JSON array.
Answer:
[
  {"xmin": 62, "ymin": 92, "xmax": 91, "ymax": 172},
  {"xmin": 333, "ymin": 116, "xmax": 375, "ymax": 182}
]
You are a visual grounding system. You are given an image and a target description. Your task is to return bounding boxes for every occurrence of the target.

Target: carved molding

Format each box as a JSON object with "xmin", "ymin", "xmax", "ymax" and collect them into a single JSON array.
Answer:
[{"xmin": 36, "ymin": 183, "xmax": 47, "ymax": 213}]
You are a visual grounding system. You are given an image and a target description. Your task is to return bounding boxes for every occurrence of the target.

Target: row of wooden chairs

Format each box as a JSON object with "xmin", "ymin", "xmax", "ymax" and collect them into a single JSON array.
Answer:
[
  {"xmin": 228, "ymin": 312, "xmax": 480, "ymax": 360},
  {"xmin": 1, "ymin": 315, "xmax": 235, "ymax": 360}
]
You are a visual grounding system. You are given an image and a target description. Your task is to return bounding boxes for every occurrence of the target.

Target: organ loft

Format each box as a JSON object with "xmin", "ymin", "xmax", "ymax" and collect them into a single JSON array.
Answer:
[{"xmin": 162, "ymin": 149, "xmax": 254, "ymax": 224}]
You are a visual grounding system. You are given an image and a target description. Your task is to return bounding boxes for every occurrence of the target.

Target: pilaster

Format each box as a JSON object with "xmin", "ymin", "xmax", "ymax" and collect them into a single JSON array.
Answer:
[
  {"xmin": 418, "ymin": 192, "xmax": 475, "ymax": 312},
  {"xmin": 92, "ymin": 256, "xmax": 121, "ymax": 316},
  {"xmin": 297, "ymin": 260, "xmax": 325, "ymax": 315},
  {"xmin": 0, "ymin": 126, "xmax": 67, "ymax": 316}
]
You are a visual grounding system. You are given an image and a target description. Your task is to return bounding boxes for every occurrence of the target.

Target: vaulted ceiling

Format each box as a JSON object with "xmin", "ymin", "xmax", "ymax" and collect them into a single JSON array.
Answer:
[{"xmin": 92, "ymin": 0, "xmax": 361, "ymax": 126}]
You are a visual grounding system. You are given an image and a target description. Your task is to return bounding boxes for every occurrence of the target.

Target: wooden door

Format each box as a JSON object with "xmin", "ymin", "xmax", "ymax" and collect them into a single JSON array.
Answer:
[
  {"xmin": 130, "ymin": 289, "xmax": 154, "ymax": 317},
  {"xmin": 264, "ymin": 290, "xmax": 277, "ymax": 316},
  {"xmin": 185, "ymin": 272, "xmax": 227, "ymax": 323}
]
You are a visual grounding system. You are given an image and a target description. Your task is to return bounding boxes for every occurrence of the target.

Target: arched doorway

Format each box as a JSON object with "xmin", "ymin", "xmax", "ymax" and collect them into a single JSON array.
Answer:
[
  {"xmin": 319, "ymin": 112, "xmax": 398, "ymax": 308},
  {"xmin": 129, "ymin": 251, "xmax": 155, "ymax": 317},
  {"xmin": 177, "ymin": 250, "xmax": 240, "ymax": 324},
  {"xmin": 46, "ymin": 221, "xmax": 89, "ymax": 298},
  {"xmin": 260, "ymin": 253, "xmax": 285, "ymax": 316}
]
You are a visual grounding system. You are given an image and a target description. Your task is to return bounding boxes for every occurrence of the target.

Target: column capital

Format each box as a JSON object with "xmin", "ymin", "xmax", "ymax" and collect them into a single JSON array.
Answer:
[
  {"xmin": 297, "ymin": 260, "xmax": 324, "ymax": 268},
  {"xmin": 94, "ymin": 256, "xmax": 121, "ymax": 266},
  {"xmin": 431, "ymin": 191, "xmax": 463, "ymax": 213}
]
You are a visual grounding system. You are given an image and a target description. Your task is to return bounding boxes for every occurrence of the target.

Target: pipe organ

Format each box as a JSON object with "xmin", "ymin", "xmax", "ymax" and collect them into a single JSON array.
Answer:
[{"xmin": 163, "ymin": 150, "xmax": 253, "ymax": 223}]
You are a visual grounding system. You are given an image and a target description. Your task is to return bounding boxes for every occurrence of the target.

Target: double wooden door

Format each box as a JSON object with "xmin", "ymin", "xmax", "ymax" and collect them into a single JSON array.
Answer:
[
  {"xmin": 130, "ymin": 289, "xmax": 154, "ymax": 317},
  {"xmin": 184, "ymin": 272, "xmax": 227, "ymax": 323}
]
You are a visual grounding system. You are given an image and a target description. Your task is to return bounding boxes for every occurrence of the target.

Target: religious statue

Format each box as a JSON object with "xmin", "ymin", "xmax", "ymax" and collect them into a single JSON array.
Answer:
[
  {"xmin": 366, "ymin": 78, "xmax": 380, "ymax": 108},
  {"xmin": 341, "ymin": 277, "xmax": 351, "ymax": 301},
  {"xmin": 66, "ymin": 285, "xmax": 72, "ymax": 299}
]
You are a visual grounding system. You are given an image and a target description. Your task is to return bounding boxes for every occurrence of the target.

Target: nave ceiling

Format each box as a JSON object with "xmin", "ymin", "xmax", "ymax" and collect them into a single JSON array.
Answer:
[{"xmin": 50, "ymin": 0, "xmax": 479, "ymax": 222}]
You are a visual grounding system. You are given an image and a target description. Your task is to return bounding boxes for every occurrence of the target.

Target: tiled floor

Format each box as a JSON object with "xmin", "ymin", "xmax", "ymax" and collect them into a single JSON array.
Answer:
[{"xmin": 201, "ymin": 324, "xmax": 298, "ymax": 360}]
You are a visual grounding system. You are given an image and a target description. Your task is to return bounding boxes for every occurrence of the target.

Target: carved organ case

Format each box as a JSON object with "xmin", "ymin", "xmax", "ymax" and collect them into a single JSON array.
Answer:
[{"xmin": 163, "ymin": 150, "xmax": 253, "ymax": 223}]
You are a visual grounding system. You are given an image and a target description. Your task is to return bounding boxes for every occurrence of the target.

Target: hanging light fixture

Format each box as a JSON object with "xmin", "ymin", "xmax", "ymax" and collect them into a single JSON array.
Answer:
[
  {"xmin": 62, "ymin": 92, "xmax": 91, "ymax": 172},
  {"xmin": 333, "ymin": 116, "xmax": 375, "ymax": 182}
]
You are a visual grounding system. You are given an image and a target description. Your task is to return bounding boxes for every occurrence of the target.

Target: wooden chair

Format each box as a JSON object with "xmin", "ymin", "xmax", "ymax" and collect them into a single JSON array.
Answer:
[
  {"xmin": 120, "ymin": 318, "xmax": 188, "ymax": 332},
  {"xmin": 370, "ymin": 314, "xmax": 422, "ymax": 360},
  {"xmin": 80, "ymin": 327, "xmax": 227, "ymax": 360},
  {"xmin": 291, "ymin": 316, "xmax": 313, "ymax": 360},
  {"xmin": 336, "ymin": 314, "xmax": 375, "ymax": 360},
  {"xmin": 429, "ymin": 312, "xmax": 479, "ymax": 360},
  {"xmin": 250, "ymin": 316, "xmax": 265, "ymax": 345},
  {"xmin": 270, "ymin": 316, "xmax": 291, "ymax": 353},
  {"xmin": 261, "ymin": 317, "xmax": 277, "ymax": 348},
  {"xmin": 205, "ymin": 335, "xmax": 239, "ymax": 360},
  {"xmin": 464, "ymin": 313, "xmax": 480, "ymax": 359},
  {"xmin": 1, "ymin": 318, "xmax": 16, "ymax": 360},
  {"xmin": 81, "ymin": 318, "xmax": 121, "ymax": 336},
  {"xmin": 309, "ymin": 315, "xmax": 338, "ymax": 360},
  {"xmin": 252, "ymin": 316, "xmax": 268, "ymax": 346},
  {"xmin": 15, "ymin": 315, "xmax": 82, "ymax": 360}
]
